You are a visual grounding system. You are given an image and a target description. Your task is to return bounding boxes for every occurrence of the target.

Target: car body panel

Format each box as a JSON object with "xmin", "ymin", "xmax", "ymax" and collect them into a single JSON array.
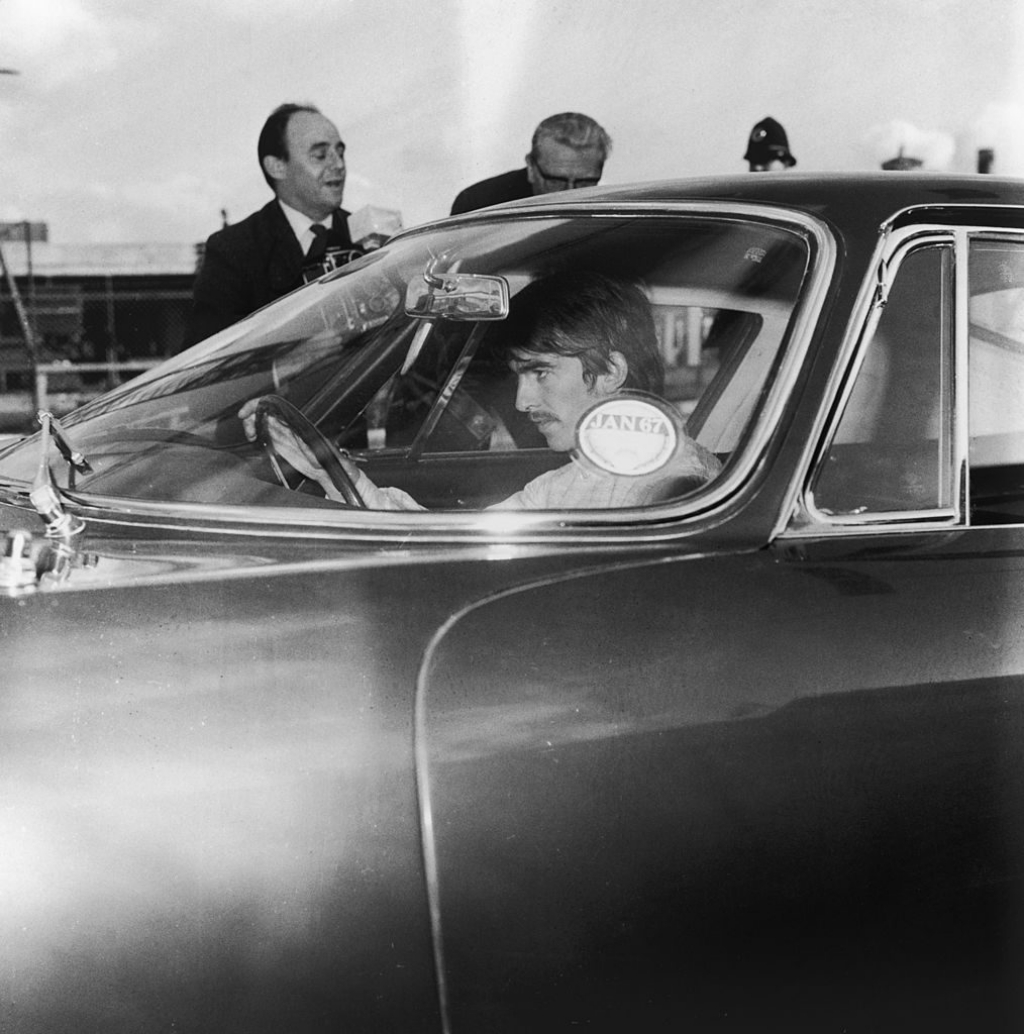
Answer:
[
  {"xmin": 421, "ymin": 531, "xmax": 1024, "ymax": 1031},
  {"xmin": 1, "ymin": 559, "xmax": 454, "ymax": 1031}
]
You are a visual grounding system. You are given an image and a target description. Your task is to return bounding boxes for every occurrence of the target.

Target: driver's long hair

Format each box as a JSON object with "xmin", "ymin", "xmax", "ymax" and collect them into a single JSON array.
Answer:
[{"xmin": 502, "ymin": 271, "xmax": 664, "ymax": 395}]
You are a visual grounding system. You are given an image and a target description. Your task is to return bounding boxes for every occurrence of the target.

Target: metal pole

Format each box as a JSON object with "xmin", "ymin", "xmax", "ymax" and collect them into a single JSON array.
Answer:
[
  {"xmin": 105, "ymin": 273, "xmax": 116, "ymax": 389},
  {"xmin": 0, "ymin": 237, "xmax": 40, "ymax": 410},
  {"xmin": 24, "ymin": 219, "xmax": 36, "ymax": 341}
]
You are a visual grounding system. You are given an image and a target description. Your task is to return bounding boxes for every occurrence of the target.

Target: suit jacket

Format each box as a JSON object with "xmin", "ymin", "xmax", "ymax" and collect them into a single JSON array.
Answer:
[
  {"xmin": 450, "ymin": 168, "xmax": 533, "ymax": 216},
  {"xmin": 182, "ymin": 200, "xmax": 354, "ymax": 348}
]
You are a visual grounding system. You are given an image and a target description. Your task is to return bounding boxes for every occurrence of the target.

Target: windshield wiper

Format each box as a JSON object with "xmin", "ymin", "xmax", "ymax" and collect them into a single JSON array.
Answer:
[
  {"xmin": 41, "ymin": 410, "xmax": 93, "ymax": 478},
  {"xmin": 29, "ymin": 411, "xmax": 88, "ymax": 538}
]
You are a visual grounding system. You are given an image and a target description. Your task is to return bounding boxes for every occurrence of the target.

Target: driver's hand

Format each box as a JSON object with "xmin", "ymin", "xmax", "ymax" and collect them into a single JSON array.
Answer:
[
  {"xmin": 239, "ymin": 397, "xmax": 321, "ymax": 480},
  {"xmin": 265, "ymin": 417, "xmax": 322, "ymax": 481},
  {"xmin": 239, "ymin": 399, "xmax": 359, "ymax": 490},
  {"xmin": 239, "ymin": 398, "xmax": 261, "ymax": 443}
]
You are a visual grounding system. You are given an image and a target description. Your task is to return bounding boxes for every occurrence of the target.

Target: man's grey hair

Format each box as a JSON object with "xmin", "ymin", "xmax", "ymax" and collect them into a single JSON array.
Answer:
[{"xmin": 530, "ymin": 112, "xmax": 612, "ymax": 162}]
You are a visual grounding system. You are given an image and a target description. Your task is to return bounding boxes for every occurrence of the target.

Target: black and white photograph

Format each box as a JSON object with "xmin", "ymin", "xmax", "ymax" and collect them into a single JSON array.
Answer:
[{"xmin": 1, "ymin": 1, "xmax": 1023, "ymax": 1031}]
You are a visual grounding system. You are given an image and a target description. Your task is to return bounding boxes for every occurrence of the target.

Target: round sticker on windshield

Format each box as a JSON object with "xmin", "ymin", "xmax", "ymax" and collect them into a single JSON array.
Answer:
[{"xmin": 576, "ymin": 394, "xmax": 680, "ymax": 477}]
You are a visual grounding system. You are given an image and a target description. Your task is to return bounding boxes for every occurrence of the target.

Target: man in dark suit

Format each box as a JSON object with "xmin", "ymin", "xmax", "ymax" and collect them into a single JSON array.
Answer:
[
  {"xmin": 183, "ymin": 103, "xmax": 359, "ymax": 348},
  {"xmin": 450, "ymin": 113, "xmax": 612, "ymax": 216}
]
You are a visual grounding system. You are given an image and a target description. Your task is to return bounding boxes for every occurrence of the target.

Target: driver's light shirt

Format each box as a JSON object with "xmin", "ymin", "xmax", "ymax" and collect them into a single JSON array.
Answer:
[
  {"xmin": 353, "ymin": 442, "xmax": 721, "ymax": 511},
  {"xmin": 490, "ymin": 456, "xmax": 669, "ymax": 510}
]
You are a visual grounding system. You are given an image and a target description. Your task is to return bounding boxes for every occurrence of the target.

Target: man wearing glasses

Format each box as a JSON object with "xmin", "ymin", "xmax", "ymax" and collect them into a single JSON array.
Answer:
[{"xmin": 450, "ymin": 112, "xmax": 612, "ymax": 215}]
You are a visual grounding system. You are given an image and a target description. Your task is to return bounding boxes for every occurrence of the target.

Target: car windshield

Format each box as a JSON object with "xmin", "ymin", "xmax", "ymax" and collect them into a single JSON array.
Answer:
[{"xmin": 0, "ymin": 212, "xmax": 810, "ymax": 512}]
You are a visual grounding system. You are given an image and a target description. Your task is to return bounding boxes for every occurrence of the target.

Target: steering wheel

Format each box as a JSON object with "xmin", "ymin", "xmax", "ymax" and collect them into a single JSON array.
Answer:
[{"xmin": 253, "ymin": 394, "xmax": 366, "ymax": 508}]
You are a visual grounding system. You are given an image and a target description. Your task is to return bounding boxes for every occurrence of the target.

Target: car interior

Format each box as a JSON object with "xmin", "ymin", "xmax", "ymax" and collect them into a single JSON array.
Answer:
[{"xmin": 283, "ymin": 225, "xmax": 807, "ymax": 510}]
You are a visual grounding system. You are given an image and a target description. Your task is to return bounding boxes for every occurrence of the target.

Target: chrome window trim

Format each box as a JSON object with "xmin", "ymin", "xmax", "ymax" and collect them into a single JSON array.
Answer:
[
  {"xmin": 955, "ymin": 228, "xmax": 971, "ymax": 519},
  {"xmin": 782, "ymin": 217, "xmax": 1024, "ymax": 539},
  {"xmin": 960, "ymin": 228, "xmax": 1024, "ymax": 529},
  {"xmin": 10, "ymin": 202, "xmax": 836, "ymax": 547},
  {"xmin": 781, "ymin": 224, "xmax": 963, "ymax": 539}
]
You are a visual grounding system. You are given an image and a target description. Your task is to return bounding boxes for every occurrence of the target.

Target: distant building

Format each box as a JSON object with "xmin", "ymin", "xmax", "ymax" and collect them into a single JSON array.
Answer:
[{"xmin": 0, "ymin": 242, "xmax": 194, "ymax": 389}]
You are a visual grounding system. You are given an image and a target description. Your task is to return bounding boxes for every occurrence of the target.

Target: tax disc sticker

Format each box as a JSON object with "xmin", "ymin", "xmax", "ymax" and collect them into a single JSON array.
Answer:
[{"xmin": 576, "ymin": 394, "xmax": 680, "ymax": 477}]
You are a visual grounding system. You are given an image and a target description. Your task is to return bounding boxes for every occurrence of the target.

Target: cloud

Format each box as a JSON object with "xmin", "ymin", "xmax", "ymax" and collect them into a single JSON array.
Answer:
[
  {"xmin": 176, "ymin": 0, "xmax": 310, "ymax": 17},
  {"xmin": 0, "ymin": 0, "xmax": 124, "ymax": 86},
  {"xmin": 112, "ymin": 173, "xmax": 225, "ymax": 214},
  {"xmin": 863, "ymin": 119, "xmax": 956, "ymax": 170},
  {"xmin": 455, "ymin": 0, "xmax": 541, "ymax": 169},
  {"xmin": 75, "ymin": 173, "xmax": 233, "ymax": 241},
  {"xmin": 967, "ymin": 102, "xmax": 1024, "ymax": 175},
  {"xmin": 3, "ymin": 0, "xmax": 1019, "ymax": 244}
]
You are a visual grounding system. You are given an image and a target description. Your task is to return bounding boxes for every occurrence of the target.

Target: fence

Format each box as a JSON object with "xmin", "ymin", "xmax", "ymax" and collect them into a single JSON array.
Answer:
[
  {"xmin": 1, "ymin": 278, "xmax": 193, "ymax": 391},
  {"xmin": 35, "ymin": 360, "xmax": 162, "ymax": 414}
]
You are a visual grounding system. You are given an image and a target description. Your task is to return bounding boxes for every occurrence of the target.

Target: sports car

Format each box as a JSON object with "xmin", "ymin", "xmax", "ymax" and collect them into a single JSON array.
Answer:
[{"xmin": 1, "ymin": 173, "xmax": 1023, "ymax": 1032}]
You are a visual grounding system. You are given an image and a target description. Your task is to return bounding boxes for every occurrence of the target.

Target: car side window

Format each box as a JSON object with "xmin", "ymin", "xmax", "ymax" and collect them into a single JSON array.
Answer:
[
  {"xmin": 968, "ymin": 240, "xmax": 1024, "ymax": 524},
  {"xmin": 811, "ymin": 243, "xmax": 955, "ymax": 516}
]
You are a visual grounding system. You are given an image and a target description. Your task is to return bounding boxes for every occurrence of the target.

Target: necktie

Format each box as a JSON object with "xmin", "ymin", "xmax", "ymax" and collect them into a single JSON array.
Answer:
[{"xmin": 305, "ymin": 223, "xmax": 329, "ymax": 261}]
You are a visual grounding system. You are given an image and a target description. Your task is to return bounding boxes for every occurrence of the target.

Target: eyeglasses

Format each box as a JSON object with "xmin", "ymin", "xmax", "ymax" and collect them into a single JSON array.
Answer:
[{"xmin": 530, "ymin": 159, "xmax": 601, "ymax": 190}]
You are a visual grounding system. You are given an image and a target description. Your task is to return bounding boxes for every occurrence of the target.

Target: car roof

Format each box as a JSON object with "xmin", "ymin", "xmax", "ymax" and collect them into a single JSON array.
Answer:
[{"xmin": 434, "ymin": 172, "xmax": 1024, "ymax": 239}]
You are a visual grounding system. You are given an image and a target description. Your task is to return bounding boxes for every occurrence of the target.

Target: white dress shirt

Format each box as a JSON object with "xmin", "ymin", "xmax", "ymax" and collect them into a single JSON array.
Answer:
[{"xmin": 277, "ymin": 199, "xmax": 331, "ymax": 255}]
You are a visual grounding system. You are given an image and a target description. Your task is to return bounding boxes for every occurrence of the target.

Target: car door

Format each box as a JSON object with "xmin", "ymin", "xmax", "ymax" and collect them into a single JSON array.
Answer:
[{"xmin": 414, "ymin": 225, "xmax": 1024, "ymax": 1032}]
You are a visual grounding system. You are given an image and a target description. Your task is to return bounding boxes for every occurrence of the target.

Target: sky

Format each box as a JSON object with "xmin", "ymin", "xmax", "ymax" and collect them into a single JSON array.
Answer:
[{"xmin": 1, "ymin": 0, "xmax": 1022, "ymax": 246}]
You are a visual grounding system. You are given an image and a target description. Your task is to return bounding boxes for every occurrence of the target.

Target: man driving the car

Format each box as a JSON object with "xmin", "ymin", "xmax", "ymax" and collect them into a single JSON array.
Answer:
[{"xmin": 250, "ymin": 270, "xmax": 721, "ymax": 509}]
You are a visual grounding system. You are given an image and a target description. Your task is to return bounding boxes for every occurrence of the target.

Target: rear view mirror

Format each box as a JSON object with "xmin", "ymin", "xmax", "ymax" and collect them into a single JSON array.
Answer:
[{"xmin": 404, "ymin": 272, "xmax": 509, "ymax": 320}]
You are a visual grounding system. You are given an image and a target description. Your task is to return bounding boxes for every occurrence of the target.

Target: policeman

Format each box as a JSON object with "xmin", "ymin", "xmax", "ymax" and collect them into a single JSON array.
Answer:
[{"xmin": 744, "ymin": 117, "xmax": 797, "ymax": 172}]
